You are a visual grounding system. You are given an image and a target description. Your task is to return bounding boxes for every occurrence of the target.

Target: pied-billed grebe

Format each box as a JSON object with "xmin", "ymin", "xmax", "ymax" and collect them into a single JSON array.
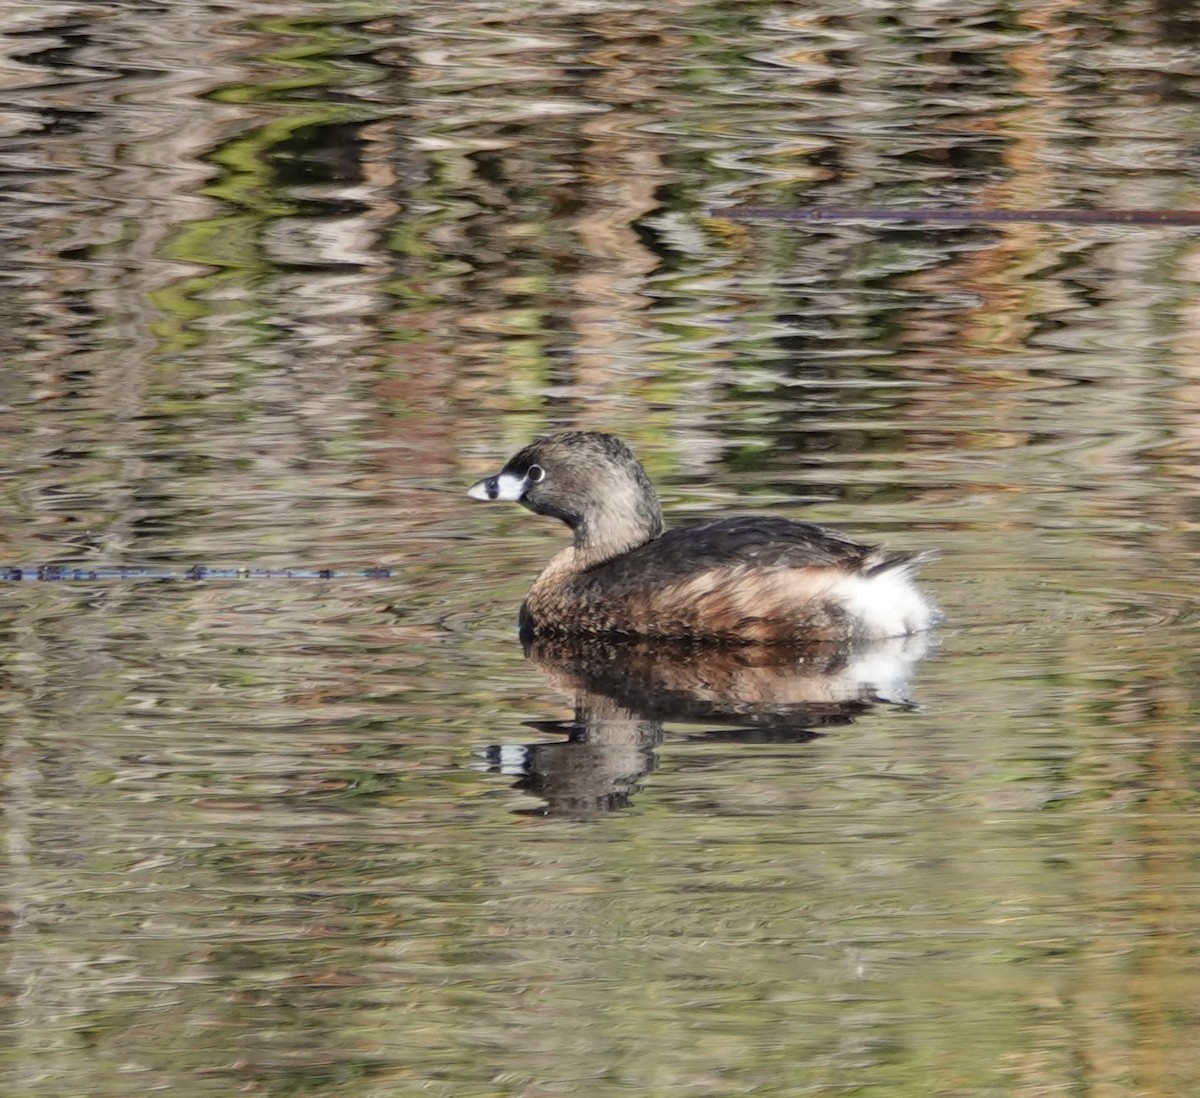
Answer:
[{"xmin": 467, "ymin": 431, "xmax": 936, "ymax": 644}]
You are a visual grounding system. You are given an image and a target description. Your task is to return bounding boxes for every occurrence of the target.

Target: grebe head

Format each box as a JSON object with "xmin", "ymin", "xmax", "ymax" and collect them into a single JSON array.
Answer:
[{"xmin": 468, "ymin": 431, "xmax": 664, "ymax": 559}]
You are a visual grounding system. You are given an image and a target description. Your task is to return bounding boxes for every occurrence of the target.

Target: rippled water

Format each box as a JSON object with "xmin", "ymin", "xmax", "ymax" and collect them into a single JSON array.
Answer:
[{"xmin": 3, "ymin": 2, "xmax": 1200, "ymax": 1095}]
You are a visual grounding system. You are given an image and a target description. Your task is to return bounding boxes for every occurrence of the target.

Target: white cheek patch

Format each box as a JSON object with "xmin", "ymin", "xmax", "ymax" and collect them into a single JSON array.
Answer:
[{"xmin": 467, "ymin": 471, "xmax": 529, "ymax": 501}]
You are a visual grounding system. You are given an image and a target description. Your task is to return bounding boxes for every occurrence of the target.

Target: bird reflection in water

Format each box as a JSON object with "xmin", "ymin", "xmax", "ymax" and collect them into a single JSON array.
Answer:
[{"xmin": 477, "ymin": 633, "xmax": 930, "ymax": 817}]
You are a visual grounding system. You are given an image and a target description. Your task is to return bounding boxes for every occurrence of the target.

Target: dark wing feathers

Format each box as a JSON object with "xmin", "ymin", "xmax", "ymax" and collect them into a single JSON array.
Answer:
[
  {"xmin": 582, "ymin": 516, "xmax": 888, "ymax": 590},
  {"xmin": 863, "ymin": 547, "xmax": 937, "ymax": 577}
]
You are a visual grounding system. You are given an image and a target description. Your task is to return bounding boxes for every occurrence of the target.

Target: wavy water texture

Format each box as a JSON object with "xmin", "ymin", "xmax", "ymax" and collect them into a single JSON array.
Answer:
[{"xmin": 3, "ymin": 2, "xmax": 1200, "ymax": 1097}]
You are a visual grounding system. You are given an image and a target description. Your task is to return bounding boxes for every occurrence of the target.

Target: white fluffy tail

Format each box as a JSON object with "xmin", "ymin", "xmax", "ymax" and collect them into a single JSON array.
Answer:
[{"xmin": 840, "ymin": 554, "xmax": 938, "ymax": 638}]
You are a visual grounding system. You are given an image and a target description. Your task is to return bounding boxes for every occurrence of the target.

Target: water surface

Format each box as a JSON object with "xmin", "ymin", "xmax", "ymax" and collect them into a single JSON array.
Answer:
[{"xmin": 3, "ymin": 2, "xmax": 1200, "ymax": 1095}]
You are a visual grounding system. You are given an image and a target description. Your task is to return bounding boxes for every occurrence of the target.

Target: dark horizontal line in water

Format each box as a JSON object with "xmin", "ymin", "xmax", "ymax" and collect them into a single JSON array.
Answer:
[
  {"xmin": 0, "ymin": 565, "xmax": 393, "ymax": 582},
  {"xmin": 711, "ymin": 207, "xmax": 1200, "ymax": 227}
]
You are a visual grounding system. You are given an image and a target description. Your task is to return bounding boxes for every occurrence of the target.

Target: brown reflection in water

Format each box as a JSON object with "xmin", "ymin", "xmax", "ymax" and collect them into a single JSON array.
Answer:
[
  {"xmin": 561, "ymin": 18, "xmax": 676, "ymax": 408},
  {"xmin": 483, "ymin": 632, "xmax": 929, "ymax": 816},
  {"xmin": 893, "ymin": 4, "xmax": 1200, "ymax": 363},
  {"xmin": 367, "ymin": 6, "xmax": 685, "ymax": 438}
]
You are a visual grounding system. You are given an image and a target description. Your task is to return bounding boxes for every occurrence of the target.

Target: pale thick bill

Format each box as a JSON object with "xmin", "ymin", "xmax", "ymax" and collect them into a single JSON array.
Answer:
[{"xmin": 467, "ymin": 471, "xmax": 529, "ymax": 502}]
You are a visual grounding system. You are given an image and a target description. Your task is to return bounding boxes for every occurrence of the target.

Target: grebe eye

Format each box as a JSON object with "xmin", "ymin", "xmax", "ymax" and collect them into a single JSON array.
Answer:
[{"xmin": 527, "ymin": 465, "xmax": 545, "ymax": 483}]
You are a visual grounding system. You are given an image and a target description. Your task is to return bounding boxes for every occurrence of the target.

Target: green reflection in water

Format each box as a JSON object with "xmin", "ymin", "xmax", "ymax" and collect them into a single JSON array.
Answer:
[{"xmin": 150, "ymin": 12, "xmax": 390, "ymax": 351}]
